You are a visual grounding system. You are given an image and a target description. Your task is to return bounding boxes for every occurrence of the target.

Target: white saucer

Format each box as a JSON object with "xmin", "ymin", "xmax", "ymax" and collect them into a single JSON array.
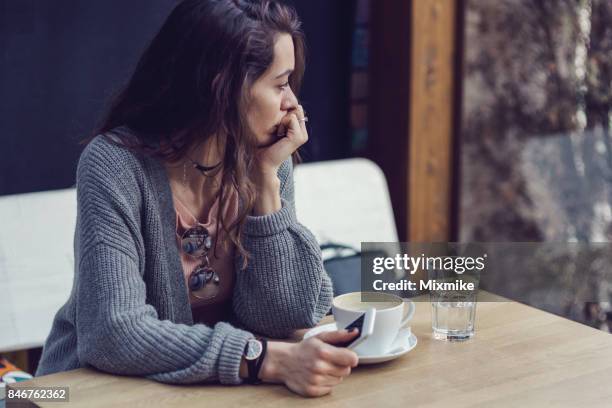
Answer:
[{"xmin": 303, "ymin": 323, "xmax": 417, "ymax": 364}]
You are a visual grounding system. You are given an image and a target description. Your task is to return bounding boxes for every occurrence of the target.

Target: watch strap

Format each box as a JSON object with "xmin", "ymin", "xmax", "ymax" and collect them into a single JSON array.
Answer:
[{"xmin": 246, "ymin": 338, "xmax": 267, "ymax": 384}]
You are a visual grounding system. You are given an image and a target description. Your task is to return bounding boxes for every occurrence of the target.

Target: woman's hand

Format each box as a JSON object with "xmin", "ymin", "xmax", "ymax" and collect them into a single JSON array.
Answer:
[
  {"xmin": 251, "ymin": 104, "xmax": 307, "ymax": 215},
  {"xmin": 256, "ymin": 104, "xmax": 308, "ymax": 177},
  {"xmin": 259, "ymin": 329, "xmax": 360, "ymax": 397}
]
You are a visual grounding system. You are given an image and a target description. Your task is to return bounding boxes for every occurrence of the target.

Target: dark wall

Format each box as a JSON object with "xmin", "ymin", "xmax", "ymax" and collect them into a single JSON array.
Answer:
[
  {"xmin": 0, "ymin": 0, "xmax": 355, "ymax": 196},
  {"xmin": 0, "ymin": 0, "xmax": 176, "ymax": 195},
  {"xmin": 286, "ymin": 0, "xmax": 355, "ymax": 162}
]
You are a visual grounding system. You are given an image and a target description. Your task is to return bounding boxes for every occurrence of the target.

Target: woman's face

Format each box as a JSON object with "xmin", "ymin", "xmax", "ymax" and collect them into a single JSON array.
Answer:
[{"xmin": 246, "ymin": 33, "xmax": 299, "ymax": 147}]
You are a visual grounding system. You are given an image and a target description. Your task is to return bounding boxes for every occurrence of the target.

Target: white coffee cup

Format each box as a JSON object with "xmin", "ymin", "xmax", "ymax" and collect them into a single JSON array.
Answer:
[{"xmin": 332, "ymin": 291, "xmax": 415, "ymax": 356}]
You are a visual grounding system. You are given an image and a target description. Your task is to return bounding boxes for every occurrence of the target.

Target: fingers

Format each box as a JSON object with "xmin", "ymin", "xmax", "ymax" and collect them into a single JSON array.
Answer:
[
  {"xmin": 301, "ymin": 385, "xmax": 333, "ymax": 398},
  {"xmin": 320, "ymin": 343, "xmax": 359, "ymax": 368},
  {"xmin": 287, "ymin": 333, "xmax": 360, "ymax": 398},
  {"xmin": 315, "ymin": 328, "xmax": 359, "ymax": 345},
  {"xmin": 279, "ymin": 105, "xmax": 308, "ymax": 146},
  {"xmin": 312, "ymin": 373, "xmax": 345, "ymax": 387},
  {"xmin": 287, "ymin": 113, "xmax": 302, "ymax": 140},
  {"xmin": 294, "ymin": 104, "xmax": 307, "ymax": 134},
  {"xmin": 311, "ymin": 360, "xmax": 352, "ymax": 378},
  {"xmin": 286, "ymin": 377, "xmax": 333, "ymax": 398},
  {"xmin": 311, "ymin": 334, "xmax": 359, "ymax": 368},
  {"xmin": 300, "ymin": 368, "xmax": 344, "ymax": 397}
]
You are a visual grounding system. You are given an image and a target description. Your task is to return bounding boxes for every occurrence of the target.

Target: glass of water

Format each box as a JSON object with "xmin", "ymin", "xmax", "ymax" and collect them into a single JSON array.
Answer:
[{"xmin": 430, "ymin": 275, "xmax": 479, "ymax": 341}]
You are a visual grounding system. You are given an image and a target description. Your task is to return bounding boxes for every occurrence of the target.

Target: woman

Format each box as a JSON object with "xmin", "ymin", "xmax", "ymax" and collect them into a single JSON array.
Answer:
[{"xmin": 36, "ymin": 0, "xmax": 359, "ymax": 398}]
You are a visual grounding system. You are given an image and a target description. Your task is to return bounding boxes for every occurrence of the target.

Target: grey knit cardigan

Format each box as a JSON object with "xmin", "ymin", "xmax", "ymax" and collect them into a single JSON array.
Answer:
[{"xmin": 35, "ymin": 128, "xmax": 333, "ymax": 384}]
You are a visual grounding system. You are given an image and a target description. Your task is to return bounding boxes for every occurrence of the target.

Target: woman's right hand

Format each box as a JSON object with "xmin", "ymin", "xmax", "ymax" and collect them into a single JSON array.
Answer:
[{"xmin": 259, "ymin": 329, "xmax": 360, "ymax": 397}]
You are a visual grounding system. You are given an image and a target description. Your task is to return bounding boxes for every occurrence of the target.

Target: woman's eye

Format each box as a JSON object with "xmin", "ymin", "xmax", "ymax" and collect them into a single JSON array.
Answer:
[{"xmin": 278, "ymin": 81, "xmax": 290, "ymax": 91}]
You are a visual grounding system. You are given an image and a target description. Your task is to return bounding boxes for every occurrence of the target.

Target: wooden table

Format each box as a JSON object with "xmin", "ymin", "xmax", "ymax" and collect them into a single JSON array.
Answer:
[{"xmin": 9, "ymin": 294, "xmax": 612, "ymax": 407}]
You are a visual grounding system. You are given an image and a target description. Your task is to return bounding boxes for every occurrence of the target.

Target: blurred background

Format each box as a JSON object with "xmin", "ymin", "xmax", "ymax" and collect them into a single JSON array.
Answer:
[{"xmin": 1, "ymin": 0, "xmax": 611, "ymax": 374}]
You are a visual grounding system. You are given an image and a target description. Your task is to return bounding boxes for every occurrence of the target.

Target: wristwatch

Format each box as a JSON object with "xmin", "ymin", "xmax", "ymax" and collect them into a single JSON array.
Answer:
[{"xmin": 243, "ymin": 337, "xmax": 267, "ymax": 384}]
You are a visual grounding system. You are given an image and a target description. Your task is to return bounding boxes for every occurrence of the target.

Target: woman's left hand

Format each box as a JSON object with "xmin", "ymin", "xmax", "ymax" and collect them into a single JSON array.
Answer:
[{"xmin": 256, "ymin": 105, "xmax": 308, "ymax": 176}]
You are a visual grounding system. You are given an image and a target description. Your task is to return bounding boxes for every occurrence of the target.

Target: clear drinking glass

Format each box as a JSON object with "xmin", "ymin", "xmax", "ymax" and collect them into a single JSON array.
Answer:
[{"xmin": 430, "ymin": 275, "xmax": 478, "ymax": 341}]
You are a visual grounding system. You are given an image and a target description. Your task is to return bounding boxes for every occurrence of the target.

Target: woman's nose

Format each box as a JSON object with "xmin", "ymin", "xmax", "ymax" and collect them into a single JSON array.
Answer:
[{"xmin": 281, "ymin": 87, "xmax": 298, "ymax": 111}]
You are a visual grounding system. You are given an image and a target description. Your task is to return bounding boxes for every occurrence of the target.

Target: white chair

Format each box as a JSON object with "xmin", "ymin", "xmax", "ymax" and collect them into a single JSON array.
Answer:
[
  {"xmin": 293, "ymin": 158, "xmax": 398, "ymax": 251},
  {"xmin": 0, "ymin": 189, "xmax": 76, "ymax": 352},
  {"xmin": 293, "ymin": 158, "xmax": 403, "ymax": 295}
]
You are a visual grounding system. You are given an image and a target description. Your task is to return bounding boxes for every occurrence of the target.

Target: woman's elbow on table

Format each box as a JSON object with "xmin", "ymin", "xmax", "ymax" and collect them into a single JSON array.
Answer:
[
  {"xmin": 76, "ymin": 318, "xmax": 192, "ymax": 378},
  {"xmin": 77, "ymin": 324, "xmax": 154, "ymax": 376}
]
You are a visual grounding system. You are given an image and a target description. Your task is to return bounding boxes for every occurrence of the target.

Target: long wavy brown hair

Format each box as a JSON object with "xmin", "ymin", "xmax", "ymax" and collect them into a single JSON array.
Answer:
[{"xmin": 85, "ymin": 0, "xmax": 305, "ymax": 267}]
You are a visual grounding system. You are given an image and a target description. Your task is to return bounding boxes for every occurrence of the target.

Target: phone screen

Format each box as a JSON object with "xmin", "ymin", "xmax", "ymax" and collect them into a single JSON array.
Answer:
[{"xmin": 335, "ymin": 313, "xmax": 365, "ymax": 348}]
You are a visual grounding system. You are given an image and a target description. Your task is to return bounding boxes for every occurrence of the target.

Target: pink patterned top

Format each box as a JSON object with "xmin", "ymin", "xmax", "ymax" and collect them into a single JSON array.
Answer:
[{"xmin": 174, "ymin": 189, "xmax": 239, "ymax": 327}]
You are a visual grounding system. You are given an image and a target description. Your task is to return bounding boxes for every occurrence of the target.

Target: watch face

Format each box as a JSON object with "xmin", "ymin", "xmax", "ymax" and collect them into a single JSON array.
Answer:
[{"xmin": 245, "ymin": 339, "xmax": 263, "ymax": 360}]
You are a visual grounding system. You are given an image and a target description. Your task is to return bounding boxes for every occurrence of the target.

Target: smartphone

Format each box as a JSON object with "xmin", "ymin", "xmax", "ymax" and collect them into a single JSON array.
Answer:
[{"xmin": 335, "ymin": 307, "xmax": 376, "ymax": 349}]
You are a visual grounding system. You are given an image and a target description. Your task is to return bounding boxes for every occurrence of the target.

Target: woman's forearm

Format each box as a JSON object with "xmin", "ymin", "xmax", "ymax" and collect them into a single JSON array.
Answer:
[
  {"xmin": 259, "ymin": 341, "xmax": 291, "ymax": 382},
  {"xmin": 239, "ymin": 341, "xmax": 291, "ymax": 383},
  {"xmin": 252, "ymin": 172, "xmax": 282, "ymax": 215}
]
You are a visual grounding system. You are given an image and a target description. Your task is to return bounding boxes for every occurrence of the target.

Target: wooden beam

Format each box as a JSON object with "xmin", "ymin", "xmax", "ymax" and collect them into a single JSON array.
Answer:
[
  {"xmin": 369, "ymin": 0, "xmax": 459, "ymax": 242},
  {"xmin": 368, "ymin": 0, "xmax": 412, "ymax": 241},
  {"xmin": 408, "ymin": 0, "xmax": 458, "ymax": 242}
]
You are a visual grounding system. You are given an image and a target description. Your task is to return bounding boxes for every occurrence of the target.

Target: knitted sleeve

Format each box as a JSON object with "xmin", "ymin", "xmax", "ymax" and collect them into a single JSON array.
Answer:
[{"xmin": 232, "ymin": 158, "xmax": 334, "ymax": 338}]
